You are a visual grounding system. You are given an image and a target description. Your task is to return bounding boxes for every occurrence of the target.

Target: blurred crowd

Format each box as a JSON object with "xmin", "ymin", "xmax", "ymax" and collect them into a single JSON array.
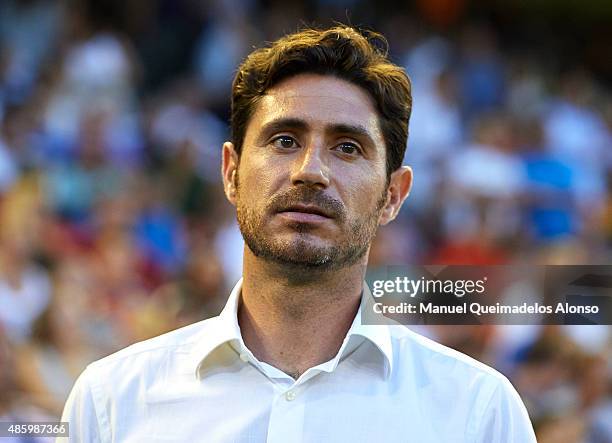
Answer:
[{"xmin": 0, "ymin": 0, "xmax": 610, "ymax": 441}]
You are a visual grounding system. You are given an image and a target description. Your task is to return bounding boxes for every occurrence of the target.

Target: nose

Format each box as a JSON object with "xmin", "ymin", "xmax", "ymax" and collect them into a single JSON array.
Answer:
[{"xmin": 289, "ymin": 143, "xmax": 330, "ymax": 189}]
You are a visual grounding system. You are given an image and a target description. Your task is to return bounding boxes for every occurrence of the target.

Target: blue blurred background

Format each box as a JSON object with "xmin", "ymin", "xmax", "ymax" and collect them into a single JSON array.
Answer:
[{"xmin": 0, "ymin": 0, "xmax": 611, "ymax": 441}]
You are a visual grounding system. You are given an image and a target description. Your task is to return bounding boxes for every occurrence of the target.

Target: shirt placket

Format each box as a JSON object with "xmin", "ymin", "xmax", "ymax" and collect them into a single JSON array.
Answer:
[
  {"xmin": 234, "ymin": 345, "xmax": 308, "ymax": 443},
  {"xmin": 266, "ymin": 380, "xmax": 306, "ymax": 443}
]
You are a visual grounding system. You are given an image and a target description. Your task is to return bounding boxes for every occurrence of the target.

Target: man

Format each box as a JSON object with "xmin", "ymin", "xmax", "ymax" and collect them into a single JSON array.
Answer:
[{"xmin": 61, "ymin": 26, "xmax": 536, "ymax": 442}]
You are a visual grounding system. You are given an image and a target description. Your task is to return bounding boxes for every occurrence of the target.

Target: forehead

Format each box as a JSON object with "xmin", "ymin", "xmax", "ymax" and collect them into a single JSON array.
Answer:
[{"xmin": 247, "ymin": 74, "xmax": 383, "ymax": 141}]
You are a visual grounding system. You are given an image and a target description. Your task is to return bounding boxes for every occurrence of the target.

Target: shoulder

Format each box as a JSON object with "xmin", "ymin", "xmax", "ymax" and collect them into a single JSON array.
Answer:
[
  {"xmin": 391, "ymin": 325, "xmax": 505, "ymax": 379},
  {"xmin": 61, "ymin": 317, "xmax": 224, "ymax": 442},
  {"xmin": 389, "ymin": 325, "xmax": 518, "ymax": 401},
  {"xmin": 389, "ymin": 326, "xmax": 536, "ymax": 441},
  {"xmin": 85, "ymin": 316, "xmax": 220, "ymax": 381}
]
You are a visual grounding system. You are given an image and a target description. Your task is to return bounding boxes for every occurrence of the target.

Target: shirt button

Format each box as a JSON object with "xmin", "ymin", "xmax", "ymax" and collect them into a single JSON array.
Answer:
[
  {"xmin": 239, "ymin": 353, "xmax": 249, "ymax": 362},
  {"xmin": 285, "ymin": 390, "xmax": 296, "ymax": 401}
]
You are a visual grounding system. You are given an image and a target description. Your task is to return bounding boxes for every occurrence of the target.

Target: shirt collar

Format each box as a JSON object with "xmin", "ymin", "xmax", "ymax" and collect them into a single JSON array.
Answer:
[
  {"xmin": 191, "ymin": 280, "xmax": 244, "ymax": 377},
  {"xmin": 349, "ymin": 283, "xmax": 394, "ymax": 378},
  {"xmin": 192, "ymin": 278, "xmax": 394, "ymax": 379}
]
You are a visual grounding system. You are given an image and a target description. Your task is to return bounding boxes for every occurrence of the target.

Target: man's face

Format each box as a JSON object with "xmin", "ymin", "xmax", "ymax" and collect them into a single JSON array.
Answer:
[{"xmin": 224, "ymin": 74, "xmax": 405, "ymax": 271}]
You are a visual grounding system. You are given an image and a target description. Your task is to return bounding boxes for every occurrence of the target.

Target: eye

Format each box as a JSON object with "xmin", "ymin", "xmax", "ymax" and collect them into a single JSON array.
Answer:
[
  {"xmin": 271, "ymin": 135, "xmax": 298, "ymax": 149},
  {"xmin": 334, "ymin": 142, "xmax": 361, "ymax": 156}
]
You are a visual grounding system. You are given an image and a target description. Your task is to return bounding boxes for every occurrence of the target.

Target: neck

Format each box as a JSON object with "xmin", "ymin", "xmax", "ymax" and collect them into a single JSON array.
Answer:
[{"xmin": 238, "ymin": 247, "xmax": 367, "ymax": 379}]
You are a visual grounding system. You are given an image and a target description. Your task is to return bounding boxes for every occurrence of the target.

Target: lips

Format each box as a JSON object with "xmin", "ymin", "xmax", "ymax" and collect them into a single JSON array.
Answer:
[{"xmin": 278, "ymin": 204, "xmax": 333, "ymax": 219}]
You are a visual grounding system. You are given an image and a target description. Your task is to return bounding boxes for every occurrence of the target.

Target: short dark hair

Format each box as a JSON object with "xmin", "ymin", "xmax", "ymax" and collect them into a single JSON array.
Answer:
[{"xmin": 230, "ymin": 25, "xmax": 412, "ymax": 178}]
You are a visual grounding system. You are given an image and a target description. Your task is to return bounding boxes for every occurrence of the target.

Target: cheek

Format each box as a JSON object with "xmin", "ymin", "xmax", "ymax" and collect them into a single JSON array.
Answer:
[
  {"xmin": 336, "ymin": 167, "xmax": 386, "ymax": 212},
  {"xmin": 236, "ymin": 161, "xmax": 278, "ymax": 201},
  {"xmin": 239, "ymin": 145, "xmax": 295, "ymax": 190}
]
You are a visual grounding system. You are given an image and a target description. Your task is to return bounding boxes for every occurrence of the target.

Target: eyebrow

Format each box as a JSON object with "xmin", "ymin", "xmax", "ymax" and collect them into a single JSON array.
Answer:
[
  {"xmin": 259, "ymin": 118, "xmax": 308, "ymax": 137},
  {"xmin": 258, "ymin": 117, "xmax": 377, "ymax": 149},
  {"xmin": 328, "ymin": 123, "xmax": 376, "ymax": 148}
]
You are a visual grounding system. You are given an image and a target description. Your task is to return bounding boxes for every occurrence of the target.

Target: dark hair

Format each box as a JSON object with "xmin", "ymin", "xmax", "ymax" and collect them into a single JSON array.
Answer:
[{"xmin": 230, "ymin": 25, "xmax": 412, "ymax": 178}]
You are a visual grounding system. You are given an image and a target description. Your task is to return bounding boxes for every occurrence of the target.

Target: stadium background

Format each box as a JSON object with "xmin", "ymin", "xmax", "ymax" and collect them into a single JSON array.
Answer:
[{"xmin": 0, "ymin": 0, "xmax": 611, "ymax": 441}]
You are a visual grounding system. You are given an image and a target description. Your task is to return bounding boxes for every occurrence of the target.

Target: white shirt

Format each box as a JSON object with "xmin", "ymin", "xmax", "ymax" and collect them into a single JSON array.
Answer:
[{"xmin": 60, "ymin": 279, "xmax": 536, "ymax": 442}]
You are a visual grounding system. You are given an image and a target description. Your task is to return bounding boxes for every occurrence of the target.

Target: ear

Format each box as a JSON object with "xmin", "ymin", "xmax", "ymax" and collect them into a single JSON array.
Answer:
[
  {"xmin": 222, "ymin": 141, "xmax": 239, "ymax": 205},
  {"xmin": 379, "ymin": 166, "xmax": 412, "ymax": 226}
]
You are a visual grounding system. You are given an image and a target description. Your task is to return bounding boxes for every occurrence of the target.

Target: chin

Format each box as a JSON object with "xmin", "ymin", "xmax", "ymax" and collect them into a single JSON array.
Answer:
[{"xmin": 275, "ymin": 243, "xmax": 334, "ymax": 265}]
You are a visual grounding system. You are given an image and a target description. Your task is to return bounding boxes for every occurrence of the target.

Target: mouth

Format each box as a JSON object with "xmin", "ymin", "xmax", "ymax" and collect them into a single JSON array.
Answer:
[
  {"xmin": 276, "ymin": 204, "xmax": 334, "ymax": 223},
  {"xmin": 279, "ymin": 204, "xmax": 332, "ymax": 217}
]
